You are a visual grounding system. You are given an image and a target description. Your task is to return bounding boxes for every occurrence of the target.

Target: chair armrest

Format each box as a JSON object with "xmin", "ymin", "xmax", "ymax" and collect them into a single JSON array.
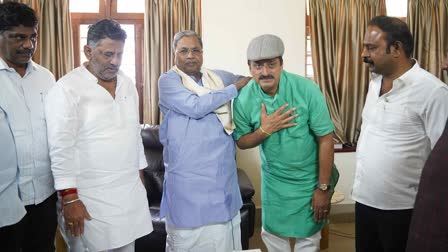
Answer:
[{"xmin": 237, "ymin": 168, "xmax": 255, "ymax": 201}]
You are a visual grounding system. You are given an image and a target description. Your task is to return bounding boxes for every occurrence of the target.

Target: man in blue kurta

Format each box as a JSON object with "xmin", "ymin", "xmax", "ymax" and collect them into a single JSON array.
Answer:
[
  {"xmin": 233, "ymin": 34, "xmax": 339, "ymax": 252},
  {"xmin": 158, "ymin": 30, "xmax": 251, "ymax": 251}
]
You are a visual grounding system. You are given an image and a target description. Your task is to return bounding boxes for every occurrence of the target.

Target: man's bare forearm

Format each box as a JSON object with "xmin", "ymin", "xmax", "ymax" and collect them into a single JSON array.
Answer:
[{"xmin": 317, "ymin": 133, "xmax": 334, "ymax": 185}]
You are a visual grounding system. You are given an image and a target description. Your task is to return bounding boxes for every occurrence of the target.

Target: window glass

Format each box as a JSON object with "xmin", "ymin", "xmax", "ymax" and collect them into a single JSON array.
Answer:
[
  {"xmin": 385, "ymin": 0, "xmax": 407, "ymax": 17},
  {"xmin": 305, "ymin": 35, "xmax": 314, "ymax": 80},
  {"xmin": 117, "ymin": 0, "xmax": 145, "ymax": 13},
  {"xmin": 120, "ymin": 24, "xmax": 136, "ymax": 84},
  {"xmin": 306, "ymin": 0, "xmax": 310, "ymax": 16},
  {"xmin": 79, "ymin": 24, "xmax": 90, "ymax": 64},
  {"xmin": 69, "ymin": 0, "xmax": 99, "ymax": 13}
]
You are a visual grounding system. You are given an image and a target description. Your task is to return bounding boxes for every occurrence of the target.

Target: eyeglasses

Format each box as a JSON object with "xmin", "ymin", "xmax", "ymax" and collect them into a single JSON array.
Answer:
[{"xmin": 175, "ymin": 47, "xmax": 203, "ymax": 56}]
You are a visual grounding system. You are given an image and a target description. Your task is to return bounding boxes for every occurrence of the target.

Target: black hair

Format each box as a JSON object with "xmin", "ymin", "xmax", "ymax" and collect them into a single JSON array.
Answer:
[
  {"xmin": 0, "ymin": 2, "xmax": 38, "ymax": 33},
  {"xmin": 87, "ymin": 19, "xmax": 127, "ymax": 48},
  {"xmin": 369, "ymin": 16, "xmax": 413, "ymax": 58}
]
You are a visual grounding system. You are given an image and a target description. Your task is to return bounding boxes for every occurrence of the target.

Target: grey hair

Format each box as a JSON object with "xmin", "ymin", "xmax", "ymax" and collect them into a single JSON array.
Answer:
[{"xmin": 172, "ymin": 30, "xmax": 203, "ymax": 51}]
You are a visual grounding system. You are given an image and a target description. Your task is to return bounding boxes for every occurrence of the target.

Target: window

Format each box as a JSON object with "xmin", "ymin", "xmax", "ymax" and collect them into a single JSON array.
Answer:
[
  {"xmin": 305, "ymin": 0, "xmax": 313, "ymax": 81},
  {"xmin": 70, "ymin": 0, "xmax": 144, "ymax": 122}
]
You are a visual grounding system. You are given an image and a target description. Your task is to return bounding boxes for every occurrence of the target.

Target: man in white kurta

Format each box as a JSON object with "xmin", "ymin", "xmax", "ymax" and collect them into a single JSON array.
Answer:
[{"xmin": 45, "ymin": 19, "xmax": 152, "ymax": 252}]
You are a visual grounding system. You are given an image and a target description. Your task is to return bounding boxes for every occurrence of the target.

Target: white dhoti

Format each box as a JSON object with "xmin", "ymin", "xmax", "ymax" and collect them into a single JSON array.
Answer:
[{"xmin": 166, "ymin": 212, "xmax": 241, "ymax": 252}]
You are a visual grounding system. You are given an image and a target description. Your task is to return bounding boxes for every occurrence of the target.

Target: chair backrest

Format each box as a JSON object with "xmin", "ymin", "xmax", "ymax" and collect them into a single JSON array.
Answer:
[{"xmin": 141, "ymin": 124, "xmax": 164, "ymax": 206}]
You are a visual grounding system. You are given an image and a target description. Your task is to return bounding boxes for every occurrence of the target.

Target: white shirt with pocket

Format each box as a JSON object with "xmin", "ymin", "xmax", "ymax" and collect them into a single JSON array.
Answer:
[{"xmin": 352, "ymin": 62, "xmax": 448, "ymax": 210}]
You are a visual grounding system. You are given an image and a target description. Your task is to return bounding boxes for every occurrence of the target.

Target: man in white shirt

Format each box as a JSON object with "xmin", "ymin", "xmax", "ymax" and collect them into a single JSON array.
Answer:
[
  {"xmin": 352, "ymin": 16, "xmax": 448, "ymax": 252},
  {"xmin": 45, "ymin": 19, "xmax": 152, "ymax": 252},
  {"xmin": 0, "ymin": 3, "xmax": 57, "ymax": 251}
]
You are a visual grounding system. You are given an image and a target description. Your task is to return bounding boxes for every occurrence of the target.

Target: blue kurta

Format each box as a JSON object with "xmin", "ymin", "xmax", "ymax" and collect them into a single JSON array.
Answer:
[{"xmin": 158, "ymin": 69, "xmax": 243, "ymax": 228}]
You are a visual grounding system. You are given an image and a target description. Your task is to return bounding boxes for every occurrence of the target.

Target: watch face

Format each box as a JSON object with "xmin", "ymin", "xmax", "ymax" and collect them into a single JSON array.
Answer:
[{"xmin": 319, "ymin": 184, "xmax": 329, "ymax": 191}]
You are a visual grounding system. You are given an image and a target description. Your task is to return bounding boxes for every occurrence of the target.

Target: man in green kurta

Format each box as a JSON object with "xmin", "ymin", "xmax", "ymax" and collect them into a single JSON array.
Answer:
[{"xmin": 233, "ymin": 34, "xmax": 339, "ymax": 252}]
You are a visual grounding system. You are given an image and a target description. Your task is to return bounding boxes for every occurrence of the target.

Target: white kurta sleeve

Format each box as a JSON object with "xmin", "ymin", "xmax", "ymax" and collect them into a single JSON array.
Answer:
[
  {"xmin": 45, "ymin": 85, "xmax": 79, "ymax": 190},
  {"xmin": 132, "ymin": 83, "xmax": 147, "ymax": 170},
  {"xmin": 137, "ymin": 128, "xmax": 147, "ymax": 170}
]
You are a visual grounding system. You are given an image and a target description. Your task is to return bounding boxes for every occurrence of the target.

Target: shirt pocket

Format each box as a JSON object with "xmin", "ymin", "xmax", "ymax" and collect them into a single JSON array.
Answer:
[
  {"xmin": 285, "ymin": 109, "xmax": 309, "ymax": 138},
  {"xmin": 38, "ymin": 91, "xmax": 47, "ymax": 118},
  {"xmin": 31, "ymin": 91, "xmax": 48, "ymax": 130},
  {"xmin": 381, "ymin": 103, "xmax": 421, "ymax": 131},
  {"xmin": 118, "ymin": 95, "xmax": 139, "ymax": 126}
]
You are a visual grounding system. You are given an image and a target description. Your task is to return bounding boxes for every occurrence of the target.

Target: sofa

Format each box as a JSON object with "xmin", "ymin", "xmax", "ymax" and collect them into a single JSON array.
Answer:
[{"xmin": 135, "ymin": 125, "xmax": 256, "ymax": 252}]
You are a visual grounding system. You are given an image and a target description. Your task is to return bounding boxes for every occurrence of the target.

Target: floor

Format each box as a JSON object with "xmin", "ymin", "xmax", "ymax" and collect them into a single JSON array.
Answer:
[
  {"xmin": 56, "ymin": 214, "xmax": 356, "ymax": 252},
  {"xmin": 249, "ymin": 222, "xmax": 355, "ymax": 252}
]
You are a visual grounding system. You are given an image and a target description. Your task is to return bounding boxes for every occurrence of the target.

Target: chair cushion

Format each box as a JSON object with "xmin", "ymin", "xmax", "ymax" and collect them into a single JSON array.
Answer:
[
  {"xmin": 141, "ymin": 124, "xmax": 163, "ymax": 150},
  {"xmin": 237, "ymin": 168, "xmax": 255, "ymax": 201}
]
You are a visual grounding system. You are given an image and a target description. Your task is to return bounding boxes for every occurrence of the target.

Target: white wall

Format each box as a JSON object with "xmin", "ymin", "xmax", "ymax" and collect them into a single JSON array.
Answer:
[
  {"xmin": 333, "ymin": 152, "xmax": 356, "ymax": 213},
  {"xmin": 334, "ymin": 152, "xmax": 356, "ymax": 204},
  {"xmin": 202, "ymin": 0, "xmax": 307, "ymax": 208},
  {"xmin": 202, "ymin": 0, "xmax": 306, "ymax": 76}
]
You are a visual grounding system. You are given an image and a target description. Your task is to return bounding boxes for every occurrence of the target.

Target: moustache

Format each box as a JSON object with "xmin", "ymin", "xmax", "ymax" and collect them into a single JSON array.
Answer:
[
  {"xmin": 363, "ymin": 57, "xmax": 374, "ymax": 64},
  {"xmin": 259, "ymin": 75, "xmax": 275, "ymax": 80},
  {"xmin": 106, "ymin": 66, "xmax": 119, "ymax": 71},
  {"xmin": 17, "ymin": 49, "xmax": 34, "ymax": 55}
]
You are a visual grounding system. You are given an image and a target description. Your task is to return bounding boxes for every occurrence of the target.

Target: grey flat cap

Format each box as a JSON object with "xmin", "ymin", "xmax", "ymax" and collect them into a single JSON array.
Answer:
[{"xmin": 247, "ymin": 34, "xmax": 284, "ymax": 61}]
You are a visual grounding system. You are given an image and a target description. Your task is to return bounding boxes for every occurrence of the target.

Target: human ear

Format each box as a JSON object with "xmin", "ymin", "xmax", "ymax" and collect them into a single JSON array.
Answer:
[
  {"xmin": 83, "ymin": 45, "xmax": 92, "ymax": 60},
  {"xmin": 390, "ymin": 41, "xmax": 402, "ymax": 57}
]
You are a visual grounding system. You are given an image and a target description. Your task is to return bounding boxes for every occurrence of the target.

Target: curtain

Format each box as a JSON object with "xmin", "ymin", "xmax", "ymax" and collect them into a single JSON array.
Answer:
[
  {"xmin": 309, "ymin": 0, "xmax": 386, "ymax": 145},
  {"xmin": 5, "ymin": 0, "xmax": 74, "ymax": 79},
  {"xmin": 38, "ymin": 0, "xmax": 74, "ymax": 79},
  {"xmin": 408, "ymin": 0, "xmax": 448, "ymax": 84},
  {"xmin": 143, "ymin": 0, "xmax": 202, "ymax": 124}
]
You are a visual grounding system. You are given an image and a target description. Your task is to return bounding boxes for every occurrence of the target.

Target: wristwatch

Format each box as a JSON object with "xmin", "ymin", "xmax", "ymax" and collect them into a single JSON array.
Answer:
[{"xmin": 317, "ymin": 183, "xmax": 331, "ymax": 191}]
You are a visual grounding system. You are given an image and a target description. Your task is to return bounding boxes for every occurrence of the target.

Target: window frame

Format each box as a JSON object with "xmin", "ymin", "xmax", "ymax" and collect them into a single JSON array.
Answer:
[
  {"xmin": 70, "ymin": 0, "xmax": 145, "ymax": 122},
  {"xmin": 305, "ymin": 14, "xmax": 313, "ymax": 81}
]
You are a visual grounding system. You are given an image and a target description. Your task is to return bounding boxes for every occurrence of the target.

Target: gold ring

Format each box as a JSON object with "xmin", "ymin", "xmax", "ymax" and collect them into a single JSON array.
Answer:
[
  {"xmin": 323, "ymin": 210, "xmax": 329, "ymax": 213},
  {"xmin": 67, "ymin": 222, "xmax": 74, "ymax": 226}
]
